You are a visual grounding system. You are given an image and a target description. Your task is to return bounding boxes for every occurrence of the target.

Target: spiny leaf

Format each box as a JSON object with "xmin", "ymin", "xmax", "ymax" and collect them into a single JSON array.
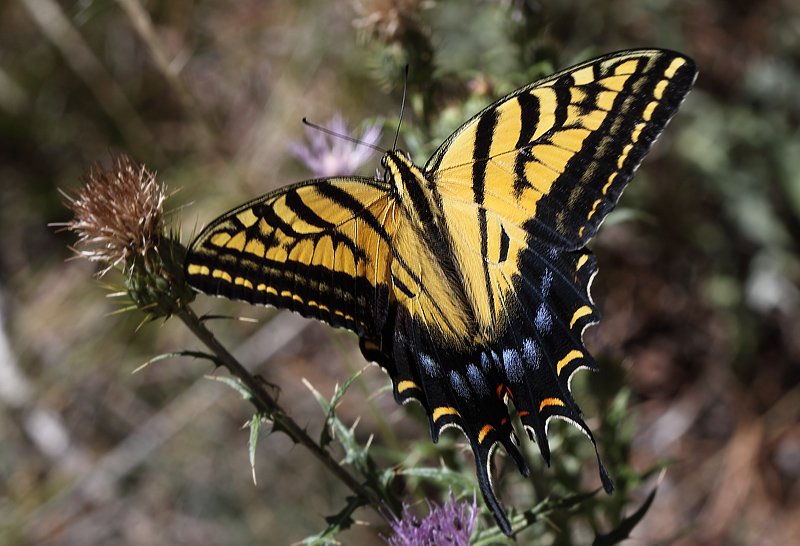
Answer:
[
  {"xmin": 302, "ymin": 377, "xmax": 398, "ymax": 511},
  {"xmin": 207, "ymin": 374, "xmax": 254, "ymax": 401},
  {"xmin": 303, "ymin": 371, "xmax": 364, "ymax": 450},
  {"xmin": 399, "ymin": 465, "xmax": 479, "ymax": 491},
  {"xmin": 248, "ymin": 413, "xmax": 266, "ymax": 485},
  {"xmin": 133, "ymin": 350, "xmax": 225, "ymax": 373},
  {"xmin": 301, "ymin": 496, "xmax": 366, "ymax": 545},
  {"xmin": 328, "ymin": 368, "xmax": 364, "ymax": 414},
  {"xmin": 592, "ymin": 482, "xmax": 659, "ymax": 545},
  {"xmin": 535, "ymin": 489, "xmax": 602, "ymax": 513}
]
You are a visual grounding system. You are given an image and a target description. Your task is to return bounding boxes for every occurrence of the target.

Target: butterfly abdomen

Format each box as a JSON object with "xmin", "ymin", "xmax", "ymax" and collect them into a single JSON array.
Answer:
[{"xmin": 382, "ymin": 150, "xmax": 479, "ymax": 343}]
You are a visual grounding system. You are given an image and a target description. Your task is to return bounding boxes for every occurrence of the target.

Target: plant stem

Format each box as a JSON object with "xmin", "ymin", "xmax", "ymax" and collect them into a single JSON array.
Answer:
[{"xmin": 176, "ymin": 304, "xmax": 381, "ymax": 506}]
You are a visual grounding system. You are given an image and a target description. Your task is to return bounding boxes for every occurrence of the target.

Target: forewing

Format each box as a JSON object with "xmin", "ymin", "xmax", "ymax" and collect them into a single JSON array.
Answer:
[
  {"xmin": 426, "ymin": 49, "xmax": 698, "ymax": 251},
  {"xmin": 185, "ymin": 177, "xmax": 397, "ymax": 337}
]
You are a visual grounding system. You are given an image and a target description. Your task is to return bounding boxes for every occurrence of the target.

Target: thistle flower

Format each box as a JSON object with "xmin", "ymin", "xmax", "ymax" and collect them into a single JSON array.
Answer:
[
  {"xmin": 288, "ymin": 113, "xmax": 382, "ymax": 178},
  {"xmin": 55, "ymin": 155, "xmax": 192, "ymax": 319},
  {"xmin": 382, "ymin": 490, "xmax": 477, "ymax": 546},
  {"xmin": 57, "ymin": 156, "xmax": 167, "ymax": 277}
]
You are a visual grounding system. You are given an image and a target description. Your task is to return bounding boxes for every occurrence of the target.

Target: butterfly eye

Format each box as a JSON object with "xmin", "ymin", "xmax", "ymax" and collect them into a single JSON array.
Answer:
[{"xmin": 380, "ymin": 155, "xmax": 392, "ymax": 180}]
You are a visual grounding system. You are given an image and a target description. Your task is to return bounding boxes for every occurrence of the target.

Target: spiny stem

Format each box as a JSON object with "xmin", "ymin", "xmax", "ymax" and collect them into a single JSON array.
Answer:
[{"xmin": 176, "ymin": 304, "xmax": 381, "ymax": 507}]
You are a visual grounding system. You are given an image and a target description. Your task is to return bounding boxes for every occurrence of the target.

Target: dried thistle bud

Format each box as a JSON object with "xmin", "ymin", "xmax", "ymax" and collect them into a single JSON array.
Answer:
[
  {"xmin": 57, "ymin": 155, "xmax": 167, "ymax": 277},
  {"xmin": 55, "ymin": 155, "xmax": 193, "ymax": 320}
]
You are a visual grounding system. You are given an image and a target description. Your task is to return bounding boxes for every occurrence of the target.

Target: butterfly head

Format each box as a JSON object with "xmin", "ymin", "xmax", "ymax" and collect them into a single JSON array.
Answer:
[
  {"xmin": 380, "ymin": 149, "xmax": 410, "ymax": 179},
  {"xmin": 380, "ymin": 149, "xmax": 438, "ymax": 225}
]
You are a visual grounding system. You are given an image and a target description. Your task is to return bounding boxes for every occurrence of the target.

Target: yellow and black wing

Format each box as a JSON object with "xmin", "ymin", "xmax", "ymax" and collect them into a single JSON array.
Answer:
[
  {"xmin": 184, "ymin": 49, "xmax": 697, "ymax": 537},
  {"xmin": 410, "ymin": 49, "xmax": 696, "ymax": 531},
  {"xmin": 359, "ymin": 49, "xmax": 697, "ymax": 534},
  {"xmin": 185, "ymin": 175, "xmax": 470, "ymax": 347},
  {"xmin": 185, "ymin": 178, "xmax": 398, "ymax": 334}
]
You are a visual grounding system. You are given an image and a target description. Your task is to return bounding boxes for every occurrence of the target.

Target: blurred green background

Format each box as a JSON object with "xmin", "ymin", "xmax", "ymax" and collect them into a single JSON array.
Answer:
[{"xmin": 2, "ymin": 0, "xmax": 800, "ymax": 544}]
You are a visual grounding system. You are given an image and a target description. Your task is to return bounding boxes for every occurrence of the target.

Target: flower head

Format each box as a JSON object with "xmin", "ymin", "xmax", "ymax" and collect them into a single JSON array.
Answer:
[
  {"xmin": 288, "ymin": 114, "xmax": 382, "ymax": 178},
  {"xmin": 57, "ymin": 155, "xmax": 167, "ymax": 277},
  {"xmin": 382, "ymin": 490, "xmax": 477, "ymax": 546},
  {"xmin": 55, "ymin": 154, "xmax": 192, "ymax": 319}
]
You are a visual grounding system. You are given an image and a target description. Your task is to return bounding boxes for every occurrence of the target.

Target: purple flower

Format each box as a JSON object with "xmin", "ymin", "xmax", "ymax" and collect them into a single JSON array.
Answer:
[
  {"xmin": 382, "ymin": 490, "xmax": 477, "ymax": 546},
  {"xmin": 288, "ymin": 113, "xmax": 382, "ymax": 178}
]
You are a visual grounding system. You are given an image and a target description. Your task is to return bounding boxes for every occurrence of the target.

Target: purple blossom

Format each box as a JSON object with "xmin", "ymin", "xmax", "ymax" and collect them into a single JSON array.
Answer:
[
  {"xmin": 382, "ymin": 490, "xmax": 477, "ymax": 546},
  {"xmin": 288, "ymin": 113, "xmax": 382, "ymax": 178}
]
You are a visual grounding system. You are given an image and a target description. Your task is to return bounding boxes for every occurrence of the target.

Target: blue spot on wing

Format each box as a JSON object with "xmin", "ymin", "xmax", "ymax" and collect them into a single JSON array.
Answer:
[
  {"xmin": 535, "ymin": 303, "xmax": 552, "ymax": 332},
  {"xmin": 503, "ymin": 348, "xmax": 524, "ymax": 383},
  {"xmin": 450, "ymin": 370, "xmax": 469, "ymax": 398},
  {"xmin": 523, "ymin": 338, "xmax": 541, "ymax": 370},
  {"xmin": 467, "ymin": 363, "xmax": 490, "ymax": 397},
  {"xmin": 420, "ymin": 353, "xmax": 440, "ymax": 377}
]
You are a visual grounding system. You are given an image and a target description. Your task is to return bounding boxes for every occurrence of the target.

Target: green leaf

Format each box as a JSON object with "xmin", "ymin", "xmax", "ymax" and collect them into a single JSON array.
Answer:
[
  {"xmin": 206, "ymin": 374, "xmax": 254, "ymax": 401},
  {"xmin": 398, "ymin": 465, "xmax": 478, "ymax": 490},
  {"xmin": 134, "ymin": 350, "xmax": 226, "ymax": 373},
  {"xmin": 492, "ymin": 489, "xmax": 603, "ymax": 538},
  {"xmin": 592, "ymin": 483, "xmax": 659, "ymax": 546},
  {"xmin": 535, "ymin": 489, "xmax": 601, "ymax": 513},
  {"xmin": 303, "ymin": 372, "xmax": 365, "ymax": 454},
  {"xmin": 302, "ymin": 377, "xmax": 400, "ymax": 513},
  {"xmin": 323, "ymin": 369, "xmax": 364, "ymax": 449},
  {"xmin": 301, "ymin": 496, "xmax": 366, "ymax": 545},
  {"xmin": 248, "ymin": 414, "xmax": 265, "ymax": 485}
]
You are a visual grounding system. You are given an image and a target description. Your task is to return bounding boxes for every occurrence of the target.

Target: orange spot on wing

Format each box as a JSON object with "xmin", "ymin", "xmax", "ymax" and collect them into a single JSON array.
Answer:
[
  {"xmin": 478, "ymin": 424, "xmax": 495, "ymax": 444},
  {"xmin": 539, "ymin": 398, "xmax": 566, "ymax": 411},
  {"xmin": 433, "ymin": 407, "xmax": 461, "ymax": 422}
]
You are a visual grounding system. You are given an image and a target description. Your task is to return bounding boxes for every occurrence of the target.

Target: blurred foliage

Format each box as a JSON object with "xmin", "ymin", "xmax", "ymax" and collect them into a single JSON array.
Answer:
[{"xmin": 2, "ymin": 0, "xmax": 800, "ymax": 544}]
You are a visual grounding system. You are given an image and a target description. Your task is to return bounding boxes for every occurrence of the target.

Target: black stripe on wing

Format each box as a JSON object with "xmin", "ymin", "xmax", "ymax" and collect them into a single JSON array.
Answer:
[
  {"xmin": 185, "ymin": 178, "xmax": 394, "ymax": 336},
  {"xmin": 522, "ymin": 52, "xmax": 698, "ymax": 249}
]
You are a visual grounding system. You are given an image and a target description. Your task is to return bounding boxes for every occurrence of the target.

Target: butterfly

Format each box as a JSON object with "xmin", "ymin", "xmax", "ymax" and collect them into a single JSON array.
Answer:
[{"xmin": 184, "ymin": 49, "xmax": 697, "ymax": 535}]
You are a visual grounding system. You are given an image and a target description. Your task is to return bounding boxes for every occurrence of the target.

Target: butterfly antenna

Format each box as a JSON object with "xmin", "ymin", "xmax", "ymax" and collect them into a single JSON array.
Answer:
[
  {"xmin": 301, "ymin": 118, "xmax": 385, "ymax": 154},
  {"xmin": 392, "ymin": 65, "xmax": 409, "ymax": 151}
]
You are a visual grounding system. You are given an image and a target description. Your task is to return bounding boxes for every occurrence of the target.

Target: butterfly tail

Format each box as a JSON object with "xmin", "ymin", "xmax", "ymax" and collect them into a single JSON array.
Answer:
[
  {"xmin": 473, "ymin": 437, "xmax": 515, "ymax": 536},
  {"xmin": 364, "ymin": 305, "xmax": 537, "ymax": 536},
  {"xmin": 492, "ymin": 240, "xmax": 618, "ymax": 493}
]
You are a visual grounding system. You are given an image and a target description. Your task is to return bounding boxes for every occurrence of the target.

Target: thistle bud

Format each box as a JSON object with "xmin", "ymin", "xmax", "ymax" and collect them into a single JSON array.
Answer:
[{"xmin": 55, "ymin": 155, "xmax": 194, "ymax": 320}]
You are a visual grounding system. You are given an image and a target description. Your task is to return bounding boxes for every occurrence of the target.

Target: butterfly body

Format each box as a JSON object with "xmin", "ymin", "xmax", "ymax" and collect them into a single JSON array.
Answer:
[{"xmin": 185, "ymin": 49, "xmax": 697, "ymax": 535}]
